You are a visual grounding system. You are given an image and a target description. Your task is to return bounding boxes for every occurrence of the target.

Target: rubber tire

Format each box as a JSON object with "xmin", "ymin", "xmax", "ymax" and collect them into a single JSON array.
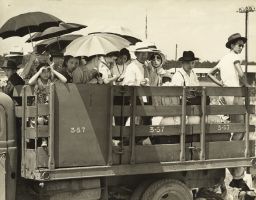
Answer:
[
  {"xmin": 141, "ymin": 179, "xmax": 193, "ymax": 200},
  {"xmin": 130, "ymin": 180, "xmax": 154, "ymax": 200}
]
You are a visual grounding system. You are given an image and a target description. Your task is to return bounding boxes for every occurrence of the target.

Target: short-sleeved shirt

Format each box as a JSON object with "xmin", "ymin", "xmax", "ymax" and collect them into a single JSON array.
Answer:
[
  {"xmin": 122, "ymin": 59, "xmax": 145, "ymax": 86},
  {"xmin": 216, "ymin": 51, "xmax": 241, "ymax": 87},
  {"xmin": 170, "ymin": 68, "xmax": 199, "ymax": 86}
]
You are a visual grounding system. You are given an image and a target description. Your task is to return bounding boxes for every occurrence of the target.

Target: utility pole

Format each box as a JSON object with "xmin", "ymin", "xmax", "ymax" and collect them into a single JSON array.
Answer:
[
  {"xmin": 237, "ymin": 6, "xmax": 255, "ymax": 76},
  {"xmin": 145, "ymin": 10, "xmax": 148, "ymax": 40},
  {"xmin": 175, "ymin": 44, "xmax": 178, "ymax": 72}
]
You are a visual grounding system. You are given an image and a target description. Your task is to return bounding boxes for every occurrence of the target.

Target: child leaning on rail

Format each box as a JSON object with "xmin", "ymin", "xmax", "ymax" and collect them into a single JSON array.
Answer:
[{"xmin": 28, "ymin": 63, "xmax": 67, "ymax": 147}]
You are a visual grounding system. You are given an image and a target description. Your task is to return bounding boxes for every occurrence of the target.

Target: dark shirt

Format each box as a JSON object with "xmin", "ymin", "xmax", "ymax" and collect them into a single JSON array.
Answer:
[
  {"xmin": 3, "ymin": 73, "xmax": 25, "ymax": 99},
  {"xmin": 59, "ymin": 69, "xmax": 73, "ymax": 83}
]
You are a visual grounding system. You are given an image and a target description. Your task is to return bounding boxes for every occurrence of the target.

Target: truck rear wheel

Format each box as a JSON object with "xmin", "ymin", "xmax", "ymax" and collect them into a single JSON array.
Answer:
[
  {"xmin": 141, "ymin": 179, "xmax": 193, "ymax": 200},
  {"xmin": 130, "ymin": 180, "xmax": 153, "ymax": 200}
]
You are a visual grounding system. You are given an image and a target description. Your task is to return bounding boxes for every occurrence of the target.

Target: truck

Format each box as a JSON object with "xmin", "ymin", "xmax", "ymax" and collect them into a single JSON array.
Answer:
[{"xmin": 0, "ymin": 83, "xmax": 255, "ymax": 200}]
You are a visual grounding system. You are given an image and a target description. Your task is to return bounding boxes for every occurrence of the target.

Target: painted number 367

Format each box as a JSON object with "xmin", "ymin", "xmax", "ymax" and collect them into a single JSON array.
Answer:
[{"xmin": 70, "ymin": 127, "xmax": 86, "ymax": 134}]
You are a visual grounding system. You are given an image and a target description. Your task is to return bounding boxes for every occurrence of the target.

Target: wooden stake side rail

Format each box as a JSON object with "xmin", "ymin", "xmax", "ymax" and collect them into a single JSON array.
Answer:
[{"xmin": 13, "ymin": 85, "xmax": 256, "ymax": 180}]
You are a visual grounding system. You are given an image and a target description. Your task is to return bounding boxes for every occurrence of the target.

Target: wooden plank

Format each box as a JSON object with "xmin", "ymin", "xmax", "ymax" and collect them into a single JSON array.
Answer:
[
  {"xmin": 38, "ymin": 104, "xmax": 49, "ymax": 115},
  {"xmin": 107, "ymin": 87, "xmax": 113, "ymax": 165},
  {"xmin": 113, "ymin": 144, "xmax": 188, "ymax": 164},
  {"xmin": 15, "ymin": 106, "xmax": 22, "ymax": 118},
  {"xmin": 193, "ymin": 141, "xmax": 255, "ymax": 160},
  {"xmin": 113, "ymin": 86, "xmax": 132, "ymax": 96},
  {"xmin": 206, "ymin": 87, "xmax": 255, "ymax": 97},
  {"xmin": 25, "ymin": 126, "xmax": 49, "ymax": 139},
  {"xmin": 48, "ymin": 83, "xmax": 55, "ymax": 170},
  {"xmin": 26, "ymin": 106, "xmax": 36, "ymax": 117},
  {"xmin": 112, "ymin": 124, "xmax": 255, "ymax": 137},
  {"xmin": 136, "ymin": 86, "xmax": 183, "ymax": 97},
  {"xmin": 130, "ymin": 87, "xmax": 136, "ymax": 164},
  {"xmin": 200, "ymin": 105, "xmax": 254, "ymax": 115},
  {"xmin": 37, "ymin": 147, "xmax": 48, "ymax": 168},
  {"xmin": 200, "ymin": 88, "xmax": 206, "ymax": 160},
  {"xmin": 113, "ymin": 105, "xmax": 255, "ymax": 117},
  {"xmin": 13, "ymin": 85, "xmax": 24, "ymax": 97},
  {"xmin": 113, "ymin": 86, "xmax": 256, "ymax": 97}
]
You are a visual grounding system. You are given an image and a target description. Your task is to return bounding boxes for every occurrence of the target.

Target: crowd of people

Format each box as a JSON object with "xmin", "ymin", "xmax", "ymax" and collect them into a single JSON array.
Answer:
[{"xmin": 0, "ymin": 32, "xmax": 253, "ymax": 196}]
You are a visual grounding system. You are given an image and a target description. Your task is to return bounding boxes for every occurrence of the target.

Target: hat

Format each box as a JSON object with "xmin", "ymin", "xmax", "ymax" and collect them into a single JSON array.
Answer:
[
  {"xmin": 225, "ymin": 33, "xmax": 247, "ymax": 49},
  {"xmin": 1, "ymin": 60, "xmax": 18, "ymax": 69},
  {"xmin": 5, "ymin": 46, "xmax": 24, "ymax": 58},
  {"xmin": 134, "ymin": 41, "xmax": 157, "ymax": 53},
  {"xmin": 178, "ymin": 51, "xmax": 199, "ymax": 62}
]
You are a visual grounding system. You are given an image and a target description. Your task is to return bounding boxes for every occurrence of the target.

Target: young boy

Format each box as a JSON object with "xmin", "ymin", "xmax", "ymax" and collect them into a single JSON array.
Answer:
[{"xmin": 208, "ymin": 33, "xmax": 251, "ymax": 192}]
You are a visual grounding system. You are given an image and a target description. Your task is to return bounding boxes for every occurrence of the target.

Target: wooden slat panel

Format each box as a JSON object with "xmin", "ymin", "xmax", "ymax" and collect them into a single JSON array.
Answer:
[
  {"xmin": 25, "ymin": 125, "xmax": 49, "ymax": 139},
  {"xmin": 206, "ymin": 87, "xmax": 255, "ymax": 97},
  {"xmin": 193, "ymin": 141, "xmax": 255, "ymax": 160},
  {"xmin": 112, "ymin": 124, "xmax": 255, "ymax": 137},
  {"xmin": 15, "ymin": 106, "xmax": 22, "ymax": 118}
]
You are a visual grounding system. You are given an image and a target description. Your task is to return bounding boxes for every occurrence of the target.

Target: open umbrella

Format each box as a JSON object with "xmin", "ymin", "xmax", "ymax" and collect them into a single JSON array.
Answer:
[
  {"xmin": 0, "ymin": 12, "xmax": 62, "ymax": 39},
  {"xmin": 26, "ymin": 22, "xmax": 87, "ymax": 42},
  {"xmin": 64, "ymin": 33, "xmax": 131, "ymax": 57},
  {"xmin": 35, "ymin": 34, "xmax": 83, "ymax": 54},
  {"xmin": 89, "ymin": 25, "xmax": 142, "ymax": 45}
]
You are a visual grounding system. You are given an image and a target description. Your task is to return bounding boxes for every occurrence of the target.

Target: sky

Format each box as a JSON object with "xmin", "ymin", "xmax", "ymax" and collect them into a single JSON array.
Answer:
[{"xmin": 0, "ymin": 0, "xmax": 255, "ymax": 62}]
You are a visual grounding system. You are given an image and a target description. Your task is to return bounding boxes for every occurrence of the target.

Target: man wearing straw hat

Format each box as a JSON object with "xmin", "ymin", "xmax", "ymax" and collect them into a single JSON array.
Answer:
[
  {"xmin": 122, "ymin": 42, "xmax": 155, "ymax": 86},
  {"xmin": 1, "ymin": 59, "xmax": 25, "ymax": 97}
]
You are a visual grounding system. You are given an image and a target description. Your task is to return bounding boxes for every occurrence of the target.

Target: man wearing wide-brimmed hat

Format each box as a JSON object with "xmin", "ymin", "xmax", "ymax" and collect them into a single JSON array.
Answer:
[
  {"xmin": 208, "ymin": 33, "xmax": 251, "ymax": 192},
  {"xmin": 1, "ymin": 60, "xmax": 25, "ymax": 97},
  {"xmin": 170, "ymin": 50, "xmax": 200, "ymax": 87},
  {"xmin": 208, "ymin": 33, "xmax": 249, "ymax": 88},
  {"xmin": 5, "ymin": 46, "xmax": 24, "ymax": 66},
  {"xmin": 122, "ymin": 42, "xmax": 155, "ymax": 86}
]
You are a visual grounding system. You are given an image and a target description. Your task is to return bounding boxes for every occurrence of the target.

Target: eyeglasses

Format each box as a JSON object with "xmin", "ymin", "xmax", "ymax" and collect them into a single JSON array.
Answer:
[{"xmin": 150, "ymin": 55, "xmax": 161, "ymax": 60}]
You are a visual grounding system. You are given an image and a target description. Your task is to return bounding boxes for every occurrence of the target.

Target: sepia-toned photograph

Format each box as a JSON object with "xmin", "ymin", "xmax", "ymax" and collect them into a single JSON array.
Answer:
[{"xmin": 0, "ymin": 0, "xmax": 256, "ymax": 199}]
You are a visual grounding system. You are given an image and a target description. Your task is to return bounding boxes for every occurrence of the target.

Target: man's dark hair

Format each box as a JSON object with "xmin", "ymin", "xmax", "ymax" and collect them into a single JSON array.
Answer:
[{"xmin": 120, "ymin": 48, "xmax": 131, "ymax": 60}]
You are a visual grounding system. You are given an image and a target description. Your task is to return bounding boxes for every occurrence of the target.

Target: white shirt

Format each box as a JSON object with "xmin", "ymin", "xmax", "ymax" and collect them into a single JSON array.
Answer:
[
  {"xmin": 216, "ymin": 51, "xmax": 242, "ymax": 87},
  {"xmin": 99, "ymin": 64, "xmax": 112, "ymax": 82},
  {"xmin": 122, "ymin": 59, "xmax": 145, "ymax": 86},
  {"xmin": 170, "ymin": 68, "xmax": 199, "ymax": 86}
]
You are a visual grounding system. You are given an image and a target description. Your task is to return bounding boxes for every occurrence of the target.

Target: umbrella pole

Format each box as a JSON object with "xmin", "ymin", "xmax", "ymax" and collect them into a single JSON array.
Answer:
[
  {"xmin": 57, "ymin": 36, "xmax": 61, "ymax": 50},
  {"xmin": 28, "ymin": 27, "xmax": 34, "ymax": 49}
]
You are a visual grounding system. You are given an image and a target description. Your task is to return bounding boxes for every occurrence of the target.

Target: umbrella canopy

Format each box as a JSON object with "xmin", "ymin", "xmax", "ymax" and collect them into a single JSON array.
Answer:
[
  {"xmin": 64, "ymin": 33, "xmax": 131, "ymax": 57},
  {"xmin": 35, "ymin": 34, "xmax": 83, "ymax": 54},
  {"xmin": 0, "ymin": 12, "xmax": 62, "ymax": 39},
  {"xmin": 26, "ymin": 22, "xmax": 87, "ymax": 42},
  {"xmin": 90, "ymin": 25, "xmax": 142, "ymax": 45}
]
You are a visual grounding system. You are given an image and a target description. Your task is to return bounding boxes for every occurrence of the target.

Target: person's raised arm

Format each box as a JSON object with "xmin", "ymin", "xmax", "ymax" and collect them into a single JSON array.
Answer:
[
  {"xmin": 207, "ymin": 66, "xmax": 225, "ymax": 87},
  {"xmin": 28, "ymin": 67, "xmax": 43, "ymax": 85},
  {"xmin": 49, "ymin": 64, "xmax": 67, "ymax": 83}
]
